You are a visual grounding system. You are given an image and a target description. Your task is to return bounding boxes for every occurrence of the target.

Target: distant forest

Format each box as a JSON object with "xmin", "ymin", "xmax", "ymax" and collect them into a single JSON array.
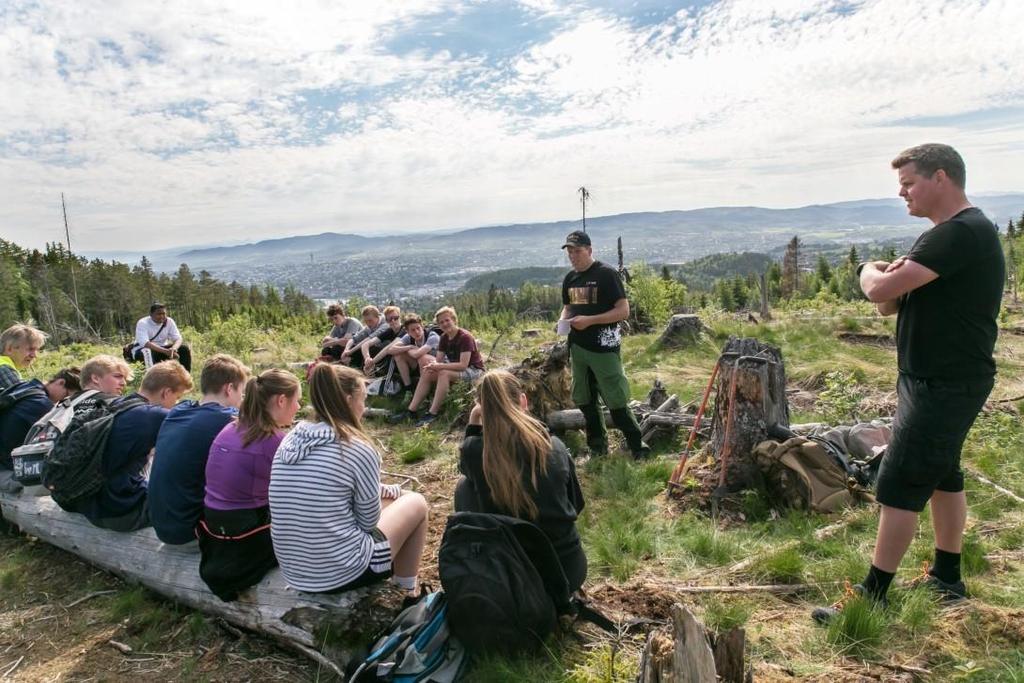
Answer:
[{"xmin": 0, "ymin": 239, "xmax": 317, "ymax": 343}]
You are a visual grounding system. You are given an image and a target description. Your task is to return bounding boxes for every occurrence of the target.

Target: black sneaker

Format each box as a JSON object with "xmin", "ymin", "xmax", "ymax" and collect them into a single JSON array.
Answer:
[
  {"xmin": 630, "ymin": 441, "xmax": 653, "ymax": 459},
  {"xmin": 389, "ymin": 410, "xmax": 417, "ymax": 424},
  {"xmin": 907, "ymin": 566, "xmax": 967, "ymax": 602},
  {"xmin": 811, "ymin": 582, "xmax": 887, "ymax": 625}
]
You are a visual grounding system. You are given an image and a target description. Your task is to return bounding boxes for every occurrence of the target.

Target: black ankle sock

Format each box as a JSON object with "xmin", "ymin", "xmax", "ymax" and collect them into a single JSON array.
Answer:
[
  {"xmin": 931, "ymin": 548, "xmax": 962, "ymax": 584},
  {"xmin": 861, "ymin": 565, "xmax": 896, "ymax": 600}
]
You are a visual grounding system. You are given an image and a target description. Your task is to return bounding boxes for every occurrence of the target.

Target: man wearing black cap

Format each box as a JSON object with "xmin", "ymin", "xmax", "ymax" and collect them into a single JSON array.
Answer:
[
  {"xmin": 559, "ymin": 230, "xmax": 649, "ymax": 458},
  {"xmin": 131, "ymin": 303, "xmax": 192, "ymax": 373}
]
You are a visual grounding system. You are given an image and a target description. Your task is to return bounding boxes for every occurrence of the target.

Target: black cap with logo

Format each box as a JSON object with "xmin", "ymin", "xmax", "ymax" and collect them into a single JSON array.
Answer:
[{"xmin": 561, "ymin": 230, "xmax": 592, "ymax": 249}]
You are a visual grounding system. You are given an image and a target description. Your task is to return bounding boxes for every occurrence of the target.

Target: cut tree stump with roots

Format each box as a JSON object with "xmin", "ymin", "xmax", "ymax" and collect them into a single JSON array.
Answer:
[
  {"xmin": 706, "ymin": 337, "xmax": 789, "ymax": 497},
  {"xmin": 508, "ymin": 340, "xmax": 573, "ymax": 421}
]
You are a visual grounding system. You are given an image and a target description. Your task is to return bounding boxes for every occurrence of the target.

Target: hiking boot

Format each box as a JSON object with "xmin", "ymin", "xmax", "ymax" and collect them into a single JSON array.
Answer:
[
  {"xmin": 389, "ymin": 409, "xmax": 417, "ymax": 425},
  {"xmin": 630, "ymin": 441, "xmax": 652, "ymax": 459},
  {"xmin": 415, "ymin": 412, "xmax": 439, "ymax": 427},
  {"xmin": 811, "ymin": 581, "xmax": 887, "ymax": 625},
  {"xmin": 907, "ymin": 564, "xmax": 967, "ymax": 602}
]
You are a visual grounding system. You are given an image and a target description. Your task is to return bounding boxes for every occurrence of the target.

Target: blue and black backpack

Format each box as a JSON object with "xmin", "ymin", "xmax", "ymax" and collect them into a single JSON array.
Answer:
[{"xmin": 348, "ymin": 591, "xmax": 466, "ymax": 682}]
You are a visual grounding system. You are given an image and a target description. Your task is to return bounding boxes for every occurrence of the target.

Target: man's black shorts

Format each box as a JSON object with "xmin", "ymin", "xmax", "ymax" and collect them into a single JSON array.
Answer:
[{"xmin": 876, "ymin": 373, "xmax": 993, "ymax": 512}]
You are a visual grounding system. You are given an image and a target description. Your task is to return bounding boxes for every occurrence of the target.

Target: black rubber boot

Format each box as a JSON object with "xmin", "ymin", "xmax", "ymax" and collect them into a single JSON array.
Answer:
[
  {"xmin": 609, "ymin": 407, "xmax": 648, "ymax": 457},
  {"xmin": 578, "ymin": 403, "xmax": 608, "ymax": 455}
]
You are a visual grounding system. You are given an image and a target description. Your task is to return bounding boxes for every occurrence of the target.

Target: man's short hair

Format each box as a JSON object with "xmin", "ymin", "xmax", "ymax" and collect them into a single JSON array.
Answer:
[
  {"xmin": 1, "ymin": 323, "xmax": 47, "ymax": 354},
  {"xmin": 435, "ymin": 306, "xmax": 458, "ymax": 323},
  {"xmin": 402, "ymin": 313, "xmax": 423, "ymax": 329},
  {"xmin": 326, "ymin": 303, "xmax": 344, "ymax": 317},
  {"xmin": 200, "ymin": 354, "xmax": 250, "ymax": 395},
  {"xmin": 149, "ymin": 302, "xmax": 167, "ymax": 314},
  {"xmin": 361, "ymin": 305, "xmax": 381, "ymax": 319},
  {"xmin": 382, "ymin": 305, "xmax": 401, "ymax": 319},
  {"xmin": 81, "ymin": 354, "xmax": 133, "ymax": 387},
  {"xmin": 50, "ymin": 367, "xmax": 82, "ymax": 395},
  {"xmin": 140, "ymin": 361, "xmax": 193, "ymax": 394},
  {"xmin": 891, "ymin": 143, "xmax": 966, "ymax": 189}
]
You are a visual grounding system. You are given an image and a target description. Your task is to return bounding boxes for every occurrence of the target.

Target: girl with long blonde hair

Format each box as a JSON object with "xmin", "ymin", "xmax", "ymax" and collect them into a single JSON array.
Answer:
[
  {"xmin": 269, "ymin": 364, "xmax": 428, "ymax": 596},
  {"xmin": 455, "ymin": 370, "xmax": 587, "ymax": 591}
]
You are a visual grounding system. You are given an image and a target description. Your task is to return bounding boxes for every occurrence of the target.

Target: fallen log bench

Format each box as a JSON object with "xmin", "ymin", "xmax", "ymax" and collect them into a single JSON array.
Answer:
[
  {"xmin": 0, "ymin": 490, "xmax": 401, "ymax": 676},
  {"xmin": 547, "ymin": 407, "xmax": 696, "ymax": 432}
]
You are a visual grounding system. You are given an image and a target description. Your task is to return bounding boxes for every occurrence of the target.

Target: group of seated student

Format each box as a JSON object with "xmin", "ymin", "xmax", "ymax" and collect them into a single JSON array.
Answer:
[
  {"xmin": 389, "ymin": 306, "xmax": 485, "ymax": 426},
  {"xmin": 2, "ymin": 321, "xmax": 588, "ymax": 609}
]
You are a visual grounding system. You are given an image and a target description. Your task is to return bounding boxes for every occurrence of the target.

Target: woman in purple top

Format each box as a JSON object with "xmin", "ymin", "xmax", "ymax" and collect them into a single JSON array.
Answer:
[{"xmin": 197, "ymin": 369, "xmax": 301, "ymax": 601}]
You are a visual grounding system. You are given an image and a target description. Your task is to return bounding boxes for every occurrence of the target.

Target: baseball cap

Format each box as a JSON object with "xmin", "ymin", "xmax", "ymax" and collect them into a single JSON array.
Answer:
[{"xmin": 561, "ymin": 230, "xmax": 592, "ymax": 249}]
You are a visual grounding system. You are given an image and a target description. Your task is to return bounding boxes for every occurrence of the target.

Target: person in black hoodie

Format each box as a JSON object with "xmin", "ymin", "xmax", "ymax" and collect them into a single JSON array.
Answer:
[{"xmin": 454, "ymin": 370, "xmax": 587, "ymax": 592}]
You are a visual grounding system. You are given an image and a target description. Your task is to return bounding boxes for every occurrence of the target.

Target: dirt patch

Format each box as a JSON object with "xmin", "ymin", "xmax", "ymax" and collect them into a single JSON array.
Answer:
[{"xmin": 836, "ymin": 332, "xmax": 896, "ymax": 348}]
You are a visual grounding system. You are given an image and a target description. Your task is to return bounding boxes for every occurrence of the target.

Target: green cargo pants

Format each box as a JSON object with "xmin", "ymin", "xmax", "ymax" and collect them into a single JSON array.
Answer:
[{"xmin": 570, "ymin": 345, "xmax": 643, "ymax": 454}]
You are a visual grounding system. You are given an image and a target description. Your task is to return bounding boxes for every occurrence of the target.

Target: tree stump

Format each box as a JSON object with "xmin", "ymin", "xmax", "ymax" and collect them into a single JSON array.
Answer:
[
  {"xmin": 709, "ymin": 337, "xmax": 789, "ymax": 493},
  {"xmin": 637, "ymin": 604, "xmax": 717, "ymax": 682},
  {"xmin": 658, "ymin": 314, "xmax": 705, "ymax": 348}
]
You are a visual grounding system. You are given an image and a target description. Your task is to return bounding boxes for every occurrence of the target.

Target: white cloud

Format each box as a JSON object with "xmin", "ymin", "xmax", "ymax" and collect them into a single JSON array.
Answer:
[{"xmin": 1, "ymin": 0, "xmax": 1023, "ymax": 252}]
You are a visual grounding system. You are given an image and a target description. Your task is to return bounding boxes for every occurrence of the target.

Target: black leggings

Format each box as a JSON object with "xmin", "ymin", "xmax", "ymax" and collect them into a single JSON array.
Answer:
[{"xmin": 135, "ymin": 344, "xmax": 192, "ymax": 373}]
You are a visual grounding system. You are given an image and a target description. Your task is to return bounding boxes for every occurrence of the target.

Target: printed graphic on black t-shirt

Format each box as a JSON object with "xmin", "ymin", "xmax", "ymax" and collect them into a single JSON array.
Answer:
[
  {"xmin": 897, "ymin": 207, "xmax": 1004, "ymax": 379},
  {"xmin": 561, "ymin": 261, "xmax": 626, "ymax": 353}
]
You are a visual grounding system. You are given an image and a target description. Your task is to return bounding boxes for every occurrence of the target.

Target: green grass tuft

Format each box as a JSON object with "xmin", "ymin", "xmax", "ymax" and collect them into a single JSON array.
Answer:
[
  {"xmin": 702, "ymin": 599, "xmax": 755, "ymax": 632},
  {"xmin": 388, "ymin": 428, "xmax": 443, "ymax": 464},
  {"xmin": 751, "ymin": 547, "xmax": 805, "ymax": 584},
  {"xmin": 825, "ymin": 596, "xmax": 887, "ymax": 655}
]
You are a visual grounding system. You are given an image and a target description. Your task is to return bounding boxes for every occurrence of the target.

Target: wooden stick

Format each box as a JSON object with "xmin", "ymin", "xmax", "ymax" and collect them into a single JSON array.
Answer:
[
  {"xmin": 1, "ymin": 655, "xmax": 25, "ymax": 678},
  {"xmin": 670, "ymin": 583, "xmax": 816, "ymax": 595},
  {"xmin": 108, "ymin": 640, "xmax": 134, "ymax": 655},
  {"xmin": 989, "ymin": 393, "xmax": 1024, "ymax": 404},
  {"xmin": 966, "ymin": 468, "xmax": 1024, "ymax": 504},
  {"xmin": 64, "ymin": 589, "xmax": 117, "ymax": 609}
]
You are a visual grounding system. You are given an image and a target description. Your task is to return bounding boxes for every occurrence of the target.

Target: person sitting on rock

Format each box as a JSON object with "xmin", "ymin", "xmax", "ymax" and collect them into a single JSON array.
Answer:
[
  {"xmin": 319, "ymin": 303, "xmax": 363, "ymax": 362},
  {"xmin": 454, "ymin": 370, "xmax": 587, "ymax": 592},
  {"xmin": 130, "ymin": 302, "xmax": 192, "ymax": 373},
  {"xmin": 198, "ymin": 368, "xmax": 301, "ymax": 601},
  {"xmin": 148, "ymin": 354, "xmax": 250, "ymax": 546},
  {"xmin": 392, "ymin": 306, "xmax": 484, "ymax": 427},
  {"xmin": 269, "ymin": 363, "xmax": 428, "ymax": 598},
  {"xmin": 0, "ymin": 323, "xmax": 47, "ymax": 391},
  {"xmin": 70, "ymin": 362, "xmax": 192, "ymax": 532},
  {"xmin": 383, "ymin": 314, "xmax": 440, "ymax": 393}
]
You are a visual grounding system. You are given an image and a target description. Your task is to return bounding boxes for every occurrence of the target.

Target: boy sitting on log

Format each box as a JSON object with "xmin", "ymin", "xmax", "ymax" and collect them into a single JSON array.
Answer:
[
  {"xmin": 148, "ymin": 354, "xmax": 250, "ymax": 546},
  {"xmin": 69, "ymin": 362, "xmax": 192, "ymax": 532},
  {"xmin": 0, "ymin": 323, "xmax": 46, "ymax": 391}
]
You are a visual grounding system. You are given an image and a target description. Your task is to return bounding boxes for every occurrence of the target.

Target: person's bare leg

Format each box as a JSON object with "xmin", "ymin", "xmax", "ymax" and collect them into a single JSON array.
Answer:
[
  {"xmin": 394, "ymin": 354, "xmax": 412, "ymax": 386},
  {"xmin": 930, "ymin": 490, "xmax": 967, "ymax": 552},
  {"xmin": 428, "ymin": 371, "xmax": 458, "ymax": 415},
  {"xmin": 872, "ymin": 505, "xmax": 919, "ymax": 572},
  {"xmin": 408, "ymin": 374, "xmax": 434, "ymax": 411},
  {"xmin": 377, "ymin": 492, "xmax": 429, "ymax": 587}
]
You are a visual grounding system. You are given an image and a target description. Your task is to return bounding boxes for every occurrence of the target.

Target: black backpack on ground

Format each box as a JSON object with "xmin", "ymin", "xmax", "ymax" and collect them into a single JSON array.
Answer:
[
  {"xmin": 0, "ymin": 380, "xmax": 47, "ymax": 416},
  {"xmin": 438, "ymin": 512, "xmax": 576, "ymax": 655},
  {"xmin": 42, "ymin": 395, "xmax": 147, "ymax": 510}
]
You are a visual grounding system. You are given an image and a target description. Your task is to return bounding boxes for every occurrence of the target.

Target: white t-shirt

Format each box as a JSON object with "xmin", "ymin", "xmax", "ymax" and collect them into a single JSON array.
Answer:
[{"xmin": 134, "ymin": 316, "xmax": 182, "ymax": 351}]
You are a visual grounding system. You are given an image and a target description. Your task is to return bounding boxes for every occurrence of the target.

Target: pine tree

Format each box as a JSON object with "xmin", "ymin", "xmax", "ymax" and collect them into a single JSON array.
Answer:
[
  {"xmin": 847, "ymin": 245, "xmax": 859, "ymax": 266},
  {"xmin": 816, "ymin": 255, "xmax": 832, "ymax": 283},
  {"xmin": 781, "ymin": 236, "xmax": 802, "ymax": 298},
  {"xmin": 1008, "ymin": 219, "xmax": 1016, "ymax": 240}
]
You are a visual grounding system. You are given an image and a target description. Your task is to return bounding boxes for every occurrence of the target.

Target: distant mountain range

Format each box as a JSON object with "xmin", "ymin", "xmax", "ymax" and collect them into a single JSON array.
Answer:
[{"xmin": 82, "ymin": 194, "xmax": 1024, "ymax": 300}]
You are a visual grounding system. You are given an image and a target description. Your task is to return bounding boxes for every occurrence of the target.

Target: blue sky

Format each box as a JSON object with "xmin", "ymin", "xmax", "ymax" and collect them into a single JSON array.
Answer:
[{"xmin": 1, "ymin": 0, "xmax": 1022, "ymax": 251}]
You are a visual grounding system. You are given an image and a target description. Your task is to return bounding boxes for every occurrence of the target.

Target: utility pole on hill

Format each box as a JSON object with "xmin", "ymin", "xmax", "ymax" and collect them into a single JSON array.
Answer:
[
  {"xmin": 577, "ymin": 186, "xmax": 590, "ymax": 232},
  {"xmin": 60, "ymin": 193, "xmax": 98, "ymax": 338}
]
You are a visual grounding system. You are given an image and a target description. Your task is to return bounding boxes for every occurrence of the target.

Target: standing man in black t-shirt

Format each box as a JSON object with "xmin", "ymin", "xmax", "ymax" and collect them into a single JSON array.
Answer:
[
  {"xmin": 559, "ymin": 231, "xmax": 649, "ymax": 458},
  {"xmin": 814, "ymin": 144, "xmax": 1004, "ymax": 624}
]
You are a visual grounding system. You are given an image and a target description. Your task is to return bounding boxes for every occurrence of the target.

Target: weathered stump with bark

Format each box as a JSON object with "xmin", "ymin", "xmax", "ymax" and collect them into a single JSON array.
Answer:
[
  {"xmin": 658, "ymin": 314, "xmax": 706, "ymax": 348},
  {"xmin": 637, "ymin": 603, "xmax": 751, "ymax": 683},
  {"xmin": 709, "ymin": 337, "xmax": 789, "ymax": 494}
]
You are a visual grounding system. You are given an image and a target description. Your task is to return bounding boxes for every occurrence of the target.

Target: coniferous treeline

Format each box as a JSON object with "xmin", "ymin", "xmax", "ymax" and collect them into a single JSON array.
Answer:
[{"xmin": 0, "ymin": 239, "xmax": 317, "ymax": 343}]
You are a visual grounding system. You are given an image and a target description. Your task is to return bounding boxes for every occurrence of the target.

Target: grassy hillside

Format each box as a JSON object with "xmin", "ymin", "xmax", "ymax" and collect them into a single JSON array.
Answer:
[{"xmin": 3, "ymin": 304, "xmax": 1024, "ymax": 681}]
